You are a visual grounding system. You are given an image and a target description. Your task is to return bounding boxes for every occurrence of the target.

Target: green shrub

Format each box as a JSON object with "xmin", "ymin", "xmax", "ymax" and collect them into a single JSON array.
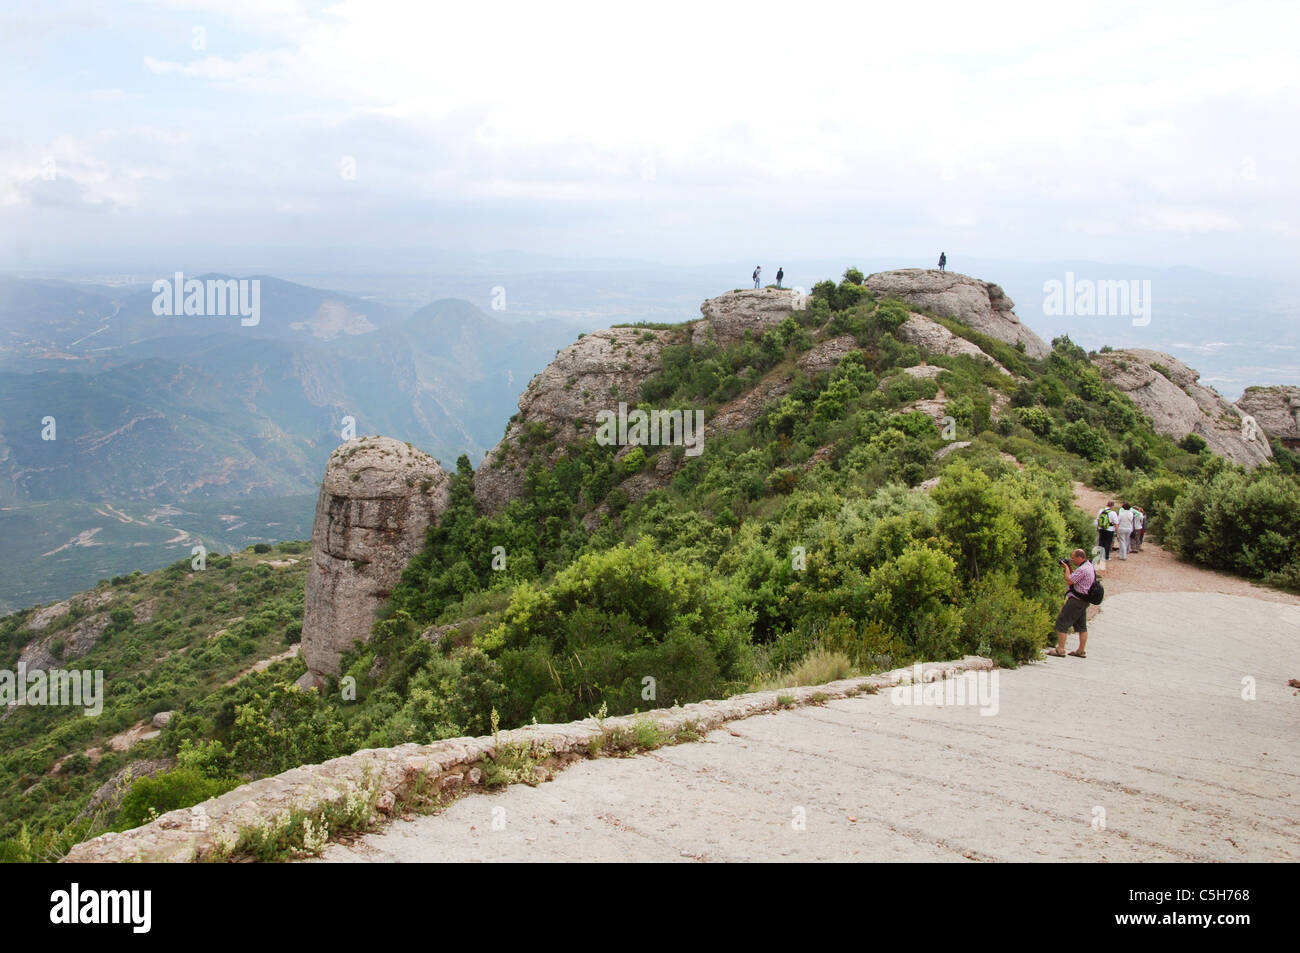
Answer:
[
  {"xmin": 1018, "ymin": 407, "xmax": 1054, "ymax": 437},
  {"xmin": 961, "ymin": 573, "xmax": 1051, "ymax": 665},
  {"xmin": 114, "ymin": 768, "xmax": 241, "ymax": 832},
  {"xmin": 1164, "ymin": 465, "xmax": 1300, "ymax": 578},
  {"xmin": 863, "ymin": 544, "xmax": 963, "ymax": 660}
]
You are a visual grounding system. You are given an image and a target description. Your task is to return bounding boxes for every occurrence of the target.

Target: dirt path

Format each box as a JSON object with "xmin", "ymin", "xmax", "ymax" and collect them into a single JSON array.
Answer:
[
  {"xmin": 316, "ymin": 486, "xmax": 1300, "ymax": 863},
  {"xmin": 1073, "ymin": 483, "xmax": 1300, "ymax": 606}
]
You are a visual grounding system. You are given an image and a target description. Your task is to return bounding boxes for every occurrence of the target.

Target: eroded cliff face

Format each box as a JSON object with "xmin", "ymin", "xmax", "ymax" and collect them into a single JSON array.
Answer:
[
  {"xmin": 864, "ymin": 269, "xmax": 1051, "ymax": 359},
  {"xmin": 471, "ymin": 326, "xmax": 675, "ymax": 514},
  {"xmin": 1236, "ymin": 385, "xmax": 1300, "ymax": 450},
  {"xmin": 300, "ymin": 436, "xmax": 451, "ymax": 682},
  {"xmin": 1093, "ymin": 349, "xmax": 1272, "ymax": 466}
]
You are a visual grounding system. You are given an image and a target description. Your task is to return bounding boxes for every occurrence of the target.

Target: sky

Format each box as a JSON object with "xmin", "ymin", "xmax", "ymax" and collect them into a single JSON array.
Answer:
[{"xmin": 2, "ymin": 0, "xmax": 1298, "ymax": 276}]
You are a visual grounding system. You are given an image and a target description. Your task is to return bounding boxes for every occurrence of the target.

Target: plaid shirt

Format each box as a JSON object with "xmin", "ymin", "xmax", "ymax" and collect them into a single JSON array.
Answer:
[{"xmin": 1068, "ymin": 560, "xmax": 1096, "ymax": 599}]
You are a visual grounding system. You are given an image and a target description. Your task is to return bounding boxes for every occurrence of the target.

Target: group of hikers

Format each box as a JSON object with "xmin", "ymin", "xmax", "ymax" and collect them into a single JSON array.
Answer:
[
  {"xmin": 1095, "ymin": 500, "xmax": 1147, "ymax": 562},
  {"xmin": 1047, "ymin": 502, "xmax": 1148, "ymax": 659}
]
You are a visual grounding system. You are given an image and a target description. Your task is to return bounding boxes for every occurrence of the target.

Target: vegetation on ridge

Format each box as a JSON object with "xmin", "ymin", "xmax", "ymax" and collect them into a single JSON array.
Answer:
[{"xmin": 3, "ymin": 268, "xmax": 1299, "ymax": 860}]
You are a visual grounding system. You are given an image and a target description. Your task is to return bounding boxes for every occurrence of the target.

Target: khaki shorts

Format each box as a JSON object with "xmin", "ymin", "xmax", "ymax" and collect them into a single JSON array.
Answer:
[{"xmin": 1055, "ymin": 594, "xmax": 1089, "ymax": 633}]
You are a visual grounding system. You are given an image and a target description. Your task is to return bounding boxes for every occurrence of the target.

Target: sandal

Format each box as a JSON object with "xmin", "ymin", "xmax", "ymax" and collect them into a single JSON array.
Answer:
[
  {"xmin": 1045, "ymin": 648, "xmax": 1067, "ymax": 657},
  {"xmin": 1068, "ymin": 650, "xmax": 1087, "ymax": 658}
]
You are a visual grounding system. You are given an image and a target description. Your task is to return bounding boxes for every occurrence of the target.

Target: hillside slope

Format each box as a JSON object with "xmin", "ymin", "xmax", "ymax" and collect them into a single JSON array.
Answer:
[{"xmin": 8, "ymin": 266, "xmax": 1300, "ymax": 862}]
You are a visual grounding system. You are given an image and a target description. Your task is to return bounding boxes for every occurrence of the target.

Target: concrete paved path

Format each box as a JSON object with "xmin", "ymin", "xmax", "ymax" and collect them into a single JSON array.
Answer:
[{"xmin": 320, "ymin": 588, "xmax": 1300, "ymax": 862}]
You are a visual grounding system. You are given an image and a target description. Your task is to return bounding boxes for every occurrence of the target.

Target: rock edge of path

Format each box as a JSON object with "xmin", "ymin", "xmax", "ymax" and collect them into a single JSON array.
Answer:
[{"xmin": 61, "ymin": 656, "xmax": 993, "ymax": 863}]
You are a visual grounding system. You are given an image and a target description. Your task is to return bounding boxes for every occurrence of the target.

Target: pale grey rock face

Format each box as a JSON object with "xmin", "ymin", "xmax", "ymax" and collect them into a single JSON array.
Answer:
[
  {"xmin": 472, "ymin": 327, "xmax": 674, "ymax": 514},
  {"xmin": 903, "ymin": 364, "xmax": 945, "ymax": 380},
  {"xmin": 691, "ymin": 287, "xmax": 803, "ymax": 348},
  {"xmin": 19, "ymin": 612, "xmax": 110, "ymax": 670},
  {"xmin": 896, "ymin": 314, "xmax": 1012, "ymax": 375},
  {"xmin": 865, "ymin": 269, "xmax": 1050, "ymax": 359},
  {"xmin": 1236, "ymin": 385, "xmax": 1300, "ymax": 448},
  {"xmin": 797, "ymin": 335, "xmax": 859, "ymax": 376},
  {"xmin": 301, "ymin": 436, "xmax": 452, "ymax": 680},
  {"xmin": 1094, "ymin": 350, "xmax": 1272, "ymax": 466}
]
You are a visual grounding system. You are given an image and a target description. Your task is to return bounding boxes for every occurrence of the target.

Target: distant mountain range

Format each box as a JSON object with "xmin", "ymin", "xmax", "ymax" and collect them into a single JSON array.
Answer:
[{"xmin": 0, "ymin": 276, "xmax": 579, "ymax": 611}]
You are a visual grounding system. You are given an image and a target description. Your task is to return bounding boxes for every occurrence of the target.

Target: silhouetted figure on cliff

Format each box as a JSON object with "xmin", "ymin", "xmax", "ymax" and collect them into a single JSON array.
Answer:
[{"xmin": 938, "ymin": 252, "xmax": 947, "ymax": 272}]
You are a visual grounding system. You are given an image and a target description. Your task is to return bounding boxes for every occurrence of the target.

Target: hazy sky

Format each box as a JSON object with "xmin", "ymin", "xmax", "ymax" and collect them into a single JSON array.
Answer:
[{"xmin": 3, "ymin": 0, "xmax": 1298, "ymax": 275}]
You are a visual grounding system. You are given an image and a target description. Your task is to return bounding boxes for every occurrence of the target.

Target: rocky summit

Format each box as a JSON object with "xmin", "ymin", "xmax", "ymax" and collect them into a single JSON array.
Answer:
[
  {"xmin": 300, "ymin": 436, "xmax": 451, "ymax": 683},
  {"xmin": 864, "ymin": 269, "xmax": 1050, "ymax": 359}
]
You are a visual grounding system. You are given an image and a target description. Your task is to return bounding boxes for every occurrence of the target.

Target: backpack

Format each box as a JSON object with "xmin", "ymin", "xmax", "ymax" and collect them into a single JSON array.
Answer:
[
  {"xmin": 1085, "ymin": 576, "xmax": 1105, "ymax": 605},
  {"xmin": 1097, "ymin": 511, "xmax": 1109, "ymax": 530}
]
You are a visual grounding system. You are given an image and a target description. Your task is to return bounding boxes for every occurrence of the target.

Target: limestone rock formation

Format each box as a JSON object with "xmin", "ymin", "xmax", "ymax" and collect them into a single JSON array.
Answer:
[
  {"xmin": 1236, "ymin": 385, "xmax": 1300, "ymax": 451},
  {"xmin": 796, "ymin": 334, "xmax": 859, "ymax": 376},
  {"xmin": 1093, "ymin": 350, "xmax": 1271, "ymax": 466},
  {"xmin": 475, "ymin": 289, "xmax": 807, "ymax": 514},
  {"xmin": 473, "ymin": 327, "xmax": 674, "ymax": 513},
  {"xmin": 691, "ymin": 287, "xmax": 804, "ymax": 348},
  {"xmin": 301, "ymin": 436, "xmax": 452, "ymax": 683},
  {"xmin": 17, "ymin": 589, "xmax": 113, "ymax": 670},
  {"xmin": 896, "ymin": 313, "xmax": 1012, "ymax": 375},
  {"xmin": 865, "ymin": 269, "xmax": 1050, "ymax": 359}
]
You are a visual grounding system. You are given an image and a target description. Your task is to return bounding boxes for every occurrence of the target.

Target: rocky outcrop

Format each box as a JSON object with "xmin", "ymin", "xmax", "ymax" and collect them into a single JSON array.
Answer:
[
  {"xmin": 301, "ymin": 436, "xmax": 452, "ymax": 683},
  {"xmin": 473, "ymin": 327, "xmax": 676, "ymax": 513},
  {"xmin": 865, "ymin": 269, "xmax": 1050, "ymax": 359},
  {"xmin": 796, "ymin": 334, "xmax": 859, "ymax": 376},
  {"xmin": 475, "ymin": 290, "xmax": 805, "ymax": 514},
  {"xmin": 17, "ymin": 589, "xmax": 114, "ymax": 670},
  {"xmin": 897, "ymin": 313, "xmax": 1012, "ymax": 375},
  {"xmin": 1093, "ymin": 350, "xmax": 1272, "ymax": 466},
  {"xmin": 1236, "ymin": 385, "xmax": 1300, "ymax": 451},
  {"xmin": 692, "ymin": 287, "xmax": 804, "ymax": 347}
]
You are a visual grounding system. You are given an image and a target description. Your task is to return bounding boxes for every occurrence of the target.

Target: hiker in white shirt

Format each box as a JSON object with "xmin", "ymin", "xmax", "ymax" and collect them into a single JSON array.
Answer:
[
  {"xmin": 1132, "ymin": 507, "xmax": 1146, "ymax": 552},
  {"xmin": 1115, "ymin": 502, "xmax": 1135, "ymax": 560}
]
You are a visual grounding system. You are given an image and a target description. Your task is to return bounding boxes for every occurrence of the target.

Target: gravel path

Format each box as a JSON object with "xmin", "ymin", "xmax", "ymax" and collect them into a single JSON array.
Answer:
[{"xmin": 317, "ymin": 487, "xmax": 1300, "ymax": 863}]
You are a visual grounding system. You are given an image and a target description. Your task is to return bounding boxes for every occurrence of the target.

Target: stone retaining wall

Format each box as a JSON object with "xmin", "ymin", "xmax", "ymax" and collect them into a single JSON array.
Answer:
[{"xmin": 62, "ymin": 656, "xmax": 993, "ymax": 863}]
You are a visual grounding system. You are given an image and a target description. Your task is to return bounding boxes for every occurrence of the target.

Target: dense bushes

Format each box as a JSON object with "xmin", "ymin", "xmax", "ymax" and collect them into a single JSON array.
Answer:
[
  {"xmin": 482, "ymin": 540, "xmax": 756, "ymax": 722},
  {"xmin": 114, "ymin": 767, "xmax": 240, "ymax": 832},
  {"xmin": 1162, "ymin": 463, "xmax": 1300, "ymax": 585}
]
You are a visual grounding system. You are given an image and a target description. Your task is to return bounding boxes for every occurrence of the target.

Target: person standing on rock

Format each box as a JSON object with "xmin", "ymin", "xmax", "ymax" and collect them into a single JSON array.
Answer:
[
  {"xmin": 1116, "ymin": 501, "xmax": 1135, "ymax": 560},
  {"xmin": 1047, "ymin": 549, "xmax": 1095, "ymax": 658},
  {"xmin": 1096, "ymin": 502, "xmax": 1117, "ymax": 564},
  {"xmin": 776, "ymin": 267, "xmax": 784, "ymax": 289},
  {"xmin": 938, "ymin": 252, "xmax": 947, "ymax": 272},
  {"xmin": 753, "ymin": 266, "xmax": 761, "ymax": 289}
]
